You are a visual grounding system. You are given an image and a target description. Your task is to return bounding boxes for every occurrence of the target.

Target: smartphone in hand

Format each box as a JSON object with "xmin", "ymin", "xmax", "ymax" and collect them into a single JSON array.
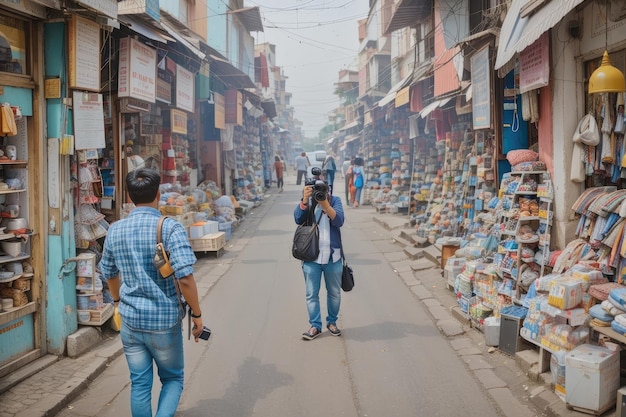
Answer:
[{"xmin": 199, "ymin": 326, "xmax": 211, "ymax": 340}]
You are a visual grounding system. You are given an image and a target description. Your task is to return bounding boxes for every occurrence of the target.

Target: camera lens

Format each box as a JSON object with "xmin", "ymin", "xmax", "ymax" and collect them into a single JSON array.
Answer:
[{"xmin": 311, "ymin": 167, "xmax": 322, "ymax": 176}]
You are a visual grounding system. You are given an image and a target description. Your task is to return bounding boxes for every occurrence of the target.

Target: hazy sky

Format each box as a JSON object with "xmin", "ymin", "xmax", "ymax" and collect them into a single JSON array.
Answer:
[{"xmin": 250, "ymin": 0, "xmax": 370, "ymax": 139}]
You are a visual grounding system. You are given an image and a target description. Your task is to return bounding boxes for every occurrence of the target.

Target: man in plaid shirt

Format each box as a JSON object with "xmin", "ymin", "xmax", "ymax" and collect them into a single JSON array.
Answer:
[{"xmin": 99, "ymin": 168, "xmax": 203, "ymax": 417}]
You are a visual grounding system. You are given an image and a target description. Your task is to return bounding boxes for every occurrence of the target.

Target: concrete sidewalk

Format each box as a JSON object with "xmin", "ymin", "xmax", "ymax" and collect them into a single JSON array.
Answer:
[{"xmin": 0, "ymin": 194, "xmax": 587, "ymax": 417}]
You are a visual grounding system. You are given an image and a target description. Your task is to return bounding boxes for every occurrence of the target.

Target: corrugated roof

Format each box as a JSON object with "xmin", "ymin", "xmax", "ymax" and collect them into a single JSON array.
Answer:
[
  {"xmin": 384, "ymin": 0, "xmax": 432, "ymax": 36},
  {"xmin": 229, "ymin": 7, "xmax": 264, "ymax": 33},
  {"xmin": 495, "ymin": 0, "xmax": 584, "ymax": 74}
]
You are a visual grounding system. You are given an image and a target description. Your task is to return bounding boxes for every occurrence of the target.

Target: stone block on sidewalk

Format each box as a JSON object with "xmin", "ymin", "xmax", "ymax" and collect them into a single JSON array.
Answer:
[
  {"xmin": 67, "ymin": 327, "xmax": 102, "ymax": 358},
  {"xmin": 404, "ymin": 246, "xmax": 424, "ymax": 260},
  {"xmin": 410, "ymin": 258, "xmax": 436, "ymax": 271}
]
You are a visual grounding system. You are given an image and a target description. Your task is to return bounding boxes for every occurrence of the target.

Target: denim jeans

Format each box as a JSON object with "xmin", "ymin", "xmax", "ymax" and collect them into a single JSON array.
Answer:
[
  {"xmin": 355, "ymin": 187, "xmax": 363, "ymax": 205},
  {"xmin": 302, "ymin": 259, "xmax": 342, "ymax": 330},
  {"xmin": 120, "ymin": 321, "xmax": 184, "ymax": 417}
]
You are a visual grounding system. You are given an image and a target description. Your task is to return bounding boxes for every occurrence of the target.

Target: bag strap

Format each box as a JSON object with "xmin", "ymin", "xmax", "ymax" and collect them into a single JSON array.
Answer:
[
  {"xmin": 157, "ymin": 216, "xmax": 185, "ymax": 312},
  {"xmin": 337, "ymin": 225, "xmax": 347, "ymax": 264}
]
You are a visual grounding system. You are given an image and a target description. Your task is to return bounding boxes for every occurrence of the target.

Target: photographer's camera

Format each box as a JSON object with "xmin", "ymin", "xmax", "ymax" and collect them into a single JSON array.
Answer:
[{"xmin": 313, "ymin": 182, "xmax": 328, "ymax": 201}]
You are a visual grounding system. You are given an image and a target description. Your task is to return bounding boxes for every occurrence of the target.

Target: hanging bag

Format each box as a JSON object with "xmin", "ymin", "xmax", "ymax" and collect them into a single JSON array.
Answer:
[
  {"xmin": 292, "ymin": 209, "xmax": 321, "ymax": 261},
  {"xmin": 338, "ymin": 228, "xmax": 354, "ymax": 292}
]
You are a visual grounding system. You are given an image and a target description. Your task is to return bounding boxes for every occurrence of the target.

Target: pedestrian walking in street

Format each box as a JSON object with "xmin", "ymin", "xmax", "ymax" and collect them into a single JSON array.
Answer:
[
  {"xmin": 351, "ymin": 156, "xmax": 365, "ymax": 208},
  {"xmin": 274, "ymin": 154, "xmax": 284, "ymax": 192},
  {"xmin": 295, "ymin": 151, "xmax": 310, "ymax": 185},
  {"xmin": 322, "ymin": 152, "xmax": 337, "ymax": 194},
  {"xmin": 343, "ymin": 156, "xmax": 354, "ymax": 206},
  {"xmin": 99, "ymin": 168, "xmax": 204, "ymax": 417},
  {"xmin": 294, "ymin": 179, "xmax": 345, "ymax": 340}
]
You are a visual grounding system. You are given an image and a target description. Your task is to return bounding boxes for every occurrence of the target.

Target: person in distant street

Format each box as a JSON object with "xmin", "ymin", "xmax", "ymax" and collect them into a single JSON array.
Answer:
[
  {"xmin": 295, "ymin": 152, "xmax": 310, "ymax": 185},
  {"xmin": 99, "ymin": 168, "xmax": 203, "ymax": 417},
  {"xmin": 322, "ymin": 152, "xmax": 337, "ymax": 194},
  {"xmin": 294, "ymin": 178, "xmax": 345, "ymax": 340},
  {"xmin": 274, "ymin": 153, "xmax": 284, "ymax": 192},
  {"xmin": 352, "ymin": 156, "xmax": 365, "ymax": 208},
  {"xmin": 345, "ymin": 157, "xmax": 355, "ymax": 206}
]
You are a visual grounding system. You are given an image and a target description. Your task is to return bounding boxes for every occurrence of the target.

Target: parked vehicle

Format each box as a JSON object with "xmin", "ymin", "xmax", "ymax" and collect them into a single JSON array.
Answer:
[{"xmin": 306, "ymin": 151, "xmax": 326, "ymax": 178}]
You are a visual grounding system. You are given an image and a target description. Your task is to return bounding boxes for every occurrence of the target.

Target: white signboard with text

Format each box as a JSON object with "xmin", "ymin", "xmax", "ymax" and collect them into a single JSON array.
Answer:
[
  {"xmin": 118, "ymin": 37, "xmax": 157, "ymax": 103},
  {"xmin": 176, "ymin": 64, "xmax": 194, "ymax": 112}
]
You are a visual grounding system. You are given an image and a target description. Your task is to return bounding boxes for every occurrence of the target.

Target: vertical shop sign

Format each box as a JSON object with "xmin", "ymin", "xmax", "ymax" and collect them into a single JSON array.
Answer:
[
  {"xmin": 118, "ymin": 37, "xmax": 156, "ymax": 103},
  {"xmin": 73, "ymin": 91, "xmax": 105, "ymax": 149},
  {"xmin": 171, "ymin": 109, "xmax": 188, "ymax": 134},
  {"xmin": 519, "ymin": 33, "xmax": 549, "ymax": 94},
  {"xmin": 214, "ymin": 93, "xmax": 225, "ymax": 130},
  {"xmin": 68, "ymin": 15, "xmax": 101, "ymax": 92},
  {"xmin": 471, "ymin": 45, "xmax": 491, "ymax": 130},
  {"xmin": 176, "ymin": 64, "xmax": 194, "ymax": 112}
]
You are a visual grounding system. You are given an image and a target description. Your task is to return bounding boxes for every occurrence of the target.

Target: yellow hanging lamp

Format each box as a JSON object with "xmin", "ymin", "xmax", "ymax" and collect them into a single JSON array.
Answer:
[{"xmin": 589, "ymin": 51, "xmax": 626, "ymax": 94}]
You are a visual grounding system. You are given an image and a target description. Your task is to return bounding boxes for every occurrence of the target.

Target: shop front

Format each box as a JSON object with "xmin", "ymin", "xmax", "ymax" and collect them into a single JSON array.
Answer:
[{"xmin": 0, "ymin": 2, "xmax": 47, "ymax": 376}]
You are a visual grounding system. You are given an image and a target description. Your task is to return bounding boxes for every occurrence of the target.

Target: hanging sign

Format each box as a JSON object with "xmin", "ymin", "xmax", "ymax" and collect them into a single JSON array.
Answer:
[
  {"xmin": 170, "ymin": 109, "xmax": 187, "ymax": 134},
  {"xmin": 471, "ymin": 45, "xmax": 491, "ymax": 130},
  {"xmin": 519, "ymin": 33, "xmax": 549, "ymax": 94},
  {"xmin": 176, "ymin": 64, "xmax": 194, "ymax": 112},
  {"xmin": 73, "ymin": 91, "xmax": 105, "ymax": 150},
  {"xmin": 118, "ymin": 37, "xmax": 157, "ymax": 103},
  {"xmin": 213, "ymin": 93, "xmax": 225, "ymax": 130},
  {"xmin": 68, "ymin": 15, "xmax": 101, "ymax": 92}
]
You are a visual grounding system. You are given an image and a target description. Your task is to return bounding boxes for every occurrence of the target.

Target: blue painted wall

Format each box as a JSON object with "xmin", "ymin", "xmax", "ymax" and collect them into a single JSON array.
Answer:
[{"xmin": 44, "ymin": 22, "xmax": 78, "ymax": 354}]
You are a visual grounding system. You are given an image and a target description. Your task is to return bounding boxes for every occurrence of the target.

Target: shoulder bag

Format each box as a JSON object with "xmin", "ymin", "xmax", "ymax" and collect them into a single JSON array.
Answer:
[
  {"xmin": 292, "ymin": 207, "xmax": 322, "ymax": 261},
  {"xmin": 338, "ymin": 228, "xmax": 354, "ymax": 292},
  {"xmin": 154, "ymin": 216, "xmax": 188, "ymax": 318}
]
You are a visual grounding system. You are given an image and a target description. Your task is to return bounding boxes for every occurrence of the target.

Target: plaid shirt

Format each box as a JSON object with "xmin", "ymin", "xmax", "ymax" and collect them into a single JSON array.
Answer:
[{"xmin": 99, "ymin": 207, "xmax": 197, "ymax": 331}]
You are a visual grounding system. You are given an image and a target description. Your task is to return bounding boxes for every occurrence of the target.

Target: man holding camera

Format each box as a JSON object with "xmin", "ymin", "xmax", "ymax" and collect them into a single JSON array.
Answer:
[
  {"xmin": 99, "ymin": 168, "xmax": 204, "ymax": 417},
  {"xmin": 294, "ymin": 177, "xmax": 345, "ymax": 340}
]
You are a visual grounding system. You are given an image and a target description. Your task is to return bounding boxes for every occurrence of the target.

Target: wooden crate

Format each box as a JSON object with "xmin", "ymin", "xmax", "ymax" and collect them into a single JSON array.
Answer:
[
  {"xmin": 190, "ymin": 232, "xmax": 226, "ymax": 252},
  {"xmin": 78, "ymin": 303, "xmax": 114, "ymax": 326}
]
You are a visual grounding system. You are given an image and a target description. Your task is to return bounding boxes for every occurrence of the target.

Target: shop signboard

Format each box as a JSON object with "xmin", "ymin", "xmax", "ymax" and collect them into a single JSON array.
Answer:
[
  {"xmin": 214, "ymin": 92, "xmax": 225, "ymax": 130},
  {"xmin": 471, "ymin": 45, "xmax": 491, "ymax": 130},
  {"xmin": 395, "ymin": 86, "xmax": 410, "ymax": 107},
  {"xmin": 118, "ymin": 37, "xmax": 156, "ymax": 103},
  {"xmin": 68, "ymin": 15, "xmax": 100, "ymax": 92},
  {"xmin": 171, "ymin": 109, "xmax": 187, "ymax": 134},
  {"xmin": 118, "ymin": 0, "xmax": 158, "ymax": 20},
  {"xmin": 73, "ymin": 91, "xmax": 105, "ymax": 150},
  {"xmin": 519, "ymin": 33, "xmax": 549, "ymax": 94},
  {"xmin": 156, "ymin": 76, "xmax": 171, "ymax": 104},
  {"xmin": 176, "ymin": 64, "xmax": 194, "ymax": 113}
]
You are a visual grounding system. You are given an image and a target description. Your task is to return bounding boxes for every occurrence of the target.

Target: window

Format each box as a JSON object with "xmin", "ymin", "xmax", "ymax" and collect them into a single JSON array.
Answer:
[{"xmin": 0, "ymin": 15, "xmax": 28, "ymax": 75}]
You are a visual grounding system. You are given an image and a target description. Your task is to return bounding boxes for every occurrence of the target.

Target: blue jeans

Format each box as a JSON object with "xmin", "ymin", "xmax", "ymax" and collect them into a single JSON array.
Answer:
[
  {"xmin": 120, "ymin": 321, "xmax": 184, "ymax": 417},
  {"xmin": 302, "ymin": 259, "xmax": 342, "ymax": 330},
  {"xmin": 355, "ymin": 187, "xmax": 363, "ymax": 205}
]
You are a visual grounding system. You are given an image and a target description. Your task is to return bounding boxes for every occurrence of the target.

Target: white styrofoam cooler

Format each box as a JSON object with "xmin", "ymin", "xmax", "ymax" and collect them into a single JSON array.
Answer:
[
  {"xmin": 565, "ymin": 344, "xmax": 620, "ymax": 413},
  {"xmin": 483, "ymin": 316, "xmax": 500, "ymax": 347}
]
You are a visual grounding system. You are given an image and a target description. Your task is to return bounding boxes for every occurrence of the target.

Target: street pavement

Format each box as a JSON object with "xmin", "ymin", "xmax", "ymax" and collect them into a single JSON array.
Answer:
[{"xmin": 0, "ymin": 173, "xmax": 599, "ymax": 417}]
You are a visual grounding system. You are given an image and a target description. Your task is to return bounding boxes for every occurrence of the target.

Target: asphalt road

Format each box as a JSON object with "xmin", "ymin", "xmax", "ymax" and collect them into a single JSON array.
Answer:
[{"xmin": 54, "ymin": 175, "xmax": 505, "ymax": 417}]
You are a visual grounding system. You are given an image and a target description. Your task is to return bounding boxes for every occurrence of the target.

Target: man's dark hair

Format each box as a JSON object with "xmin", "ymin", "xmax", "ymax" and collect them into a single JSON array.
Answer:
[{"xmin": 126, "ymin": 168, "xmax": 160, "ymax": 205}]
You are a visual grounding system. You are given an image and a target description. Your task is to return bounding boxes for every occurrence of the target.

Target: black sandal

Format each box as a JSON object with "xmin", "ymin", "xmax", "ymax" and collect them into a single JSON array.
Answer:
[{"xmin": 302, "ymin": 327, "xmax": 321, "ymax": 340}]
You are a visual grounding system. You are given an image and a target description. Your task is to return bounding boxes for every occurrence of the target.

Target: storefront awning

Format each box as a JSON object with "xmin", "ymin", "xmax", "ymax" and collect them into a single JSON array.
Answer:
[
  {"xmin": 339, "ymin": 120, "xmax": 360, "ymax": 132},
  {"xmin": 208, "ymin": 54, "xmax": 256, "ymax": 89},
  {"xmin": 118, "ymin": 15, "xmax": 173, "ymax": 43},
  {"xmin": 260, "ymin": 100, "xmax": 277, "ymax": 118},
  {"xmin": 228, "ymin": 7, "xmax": 264, "ymax": 33},
  {"xmin": 384, "ymin": 0, "xmax": 431, "ymax": 35},
  {"xmin": 159, "ymin": 20, "xmax": 206, "ymax": 60},
  {"xmin": 377, "ymin": 73, "xmax": 413, "ymax": 107},
  {"xmin": 495, "ymin": 0, "xmax": 584, "ymax": 75},
  {"xmin": 344, "ymin": 134, "xmax": 361, "ymax": 144},
  {"xmin": 420, "ymin": 96, "xmax": 453, "ymax": 118},
  {"xmin": 327, "ymin": 137, "xmax": 337, "ymax": 145}
]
